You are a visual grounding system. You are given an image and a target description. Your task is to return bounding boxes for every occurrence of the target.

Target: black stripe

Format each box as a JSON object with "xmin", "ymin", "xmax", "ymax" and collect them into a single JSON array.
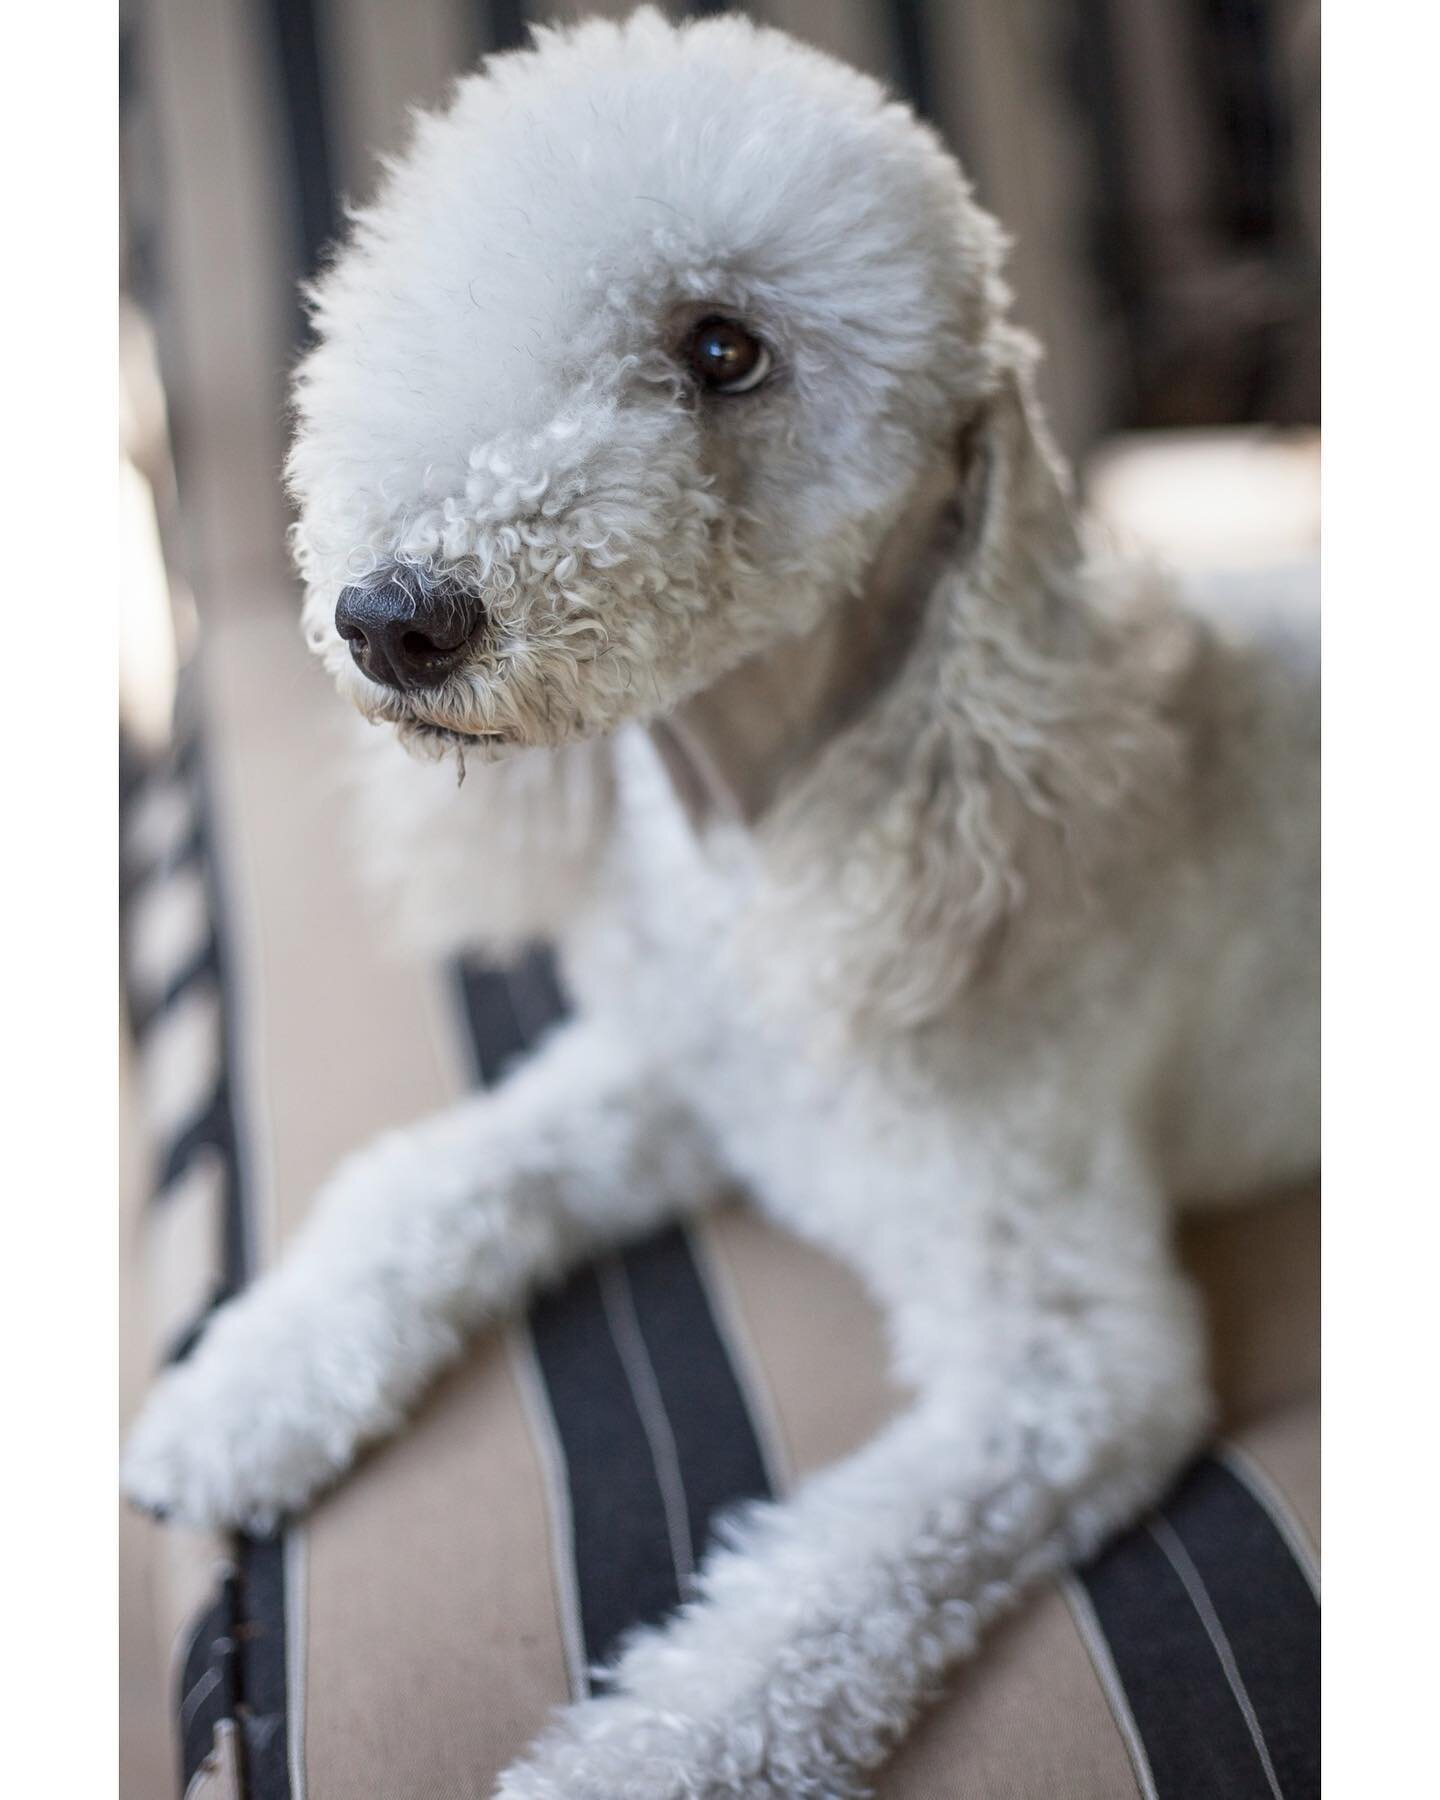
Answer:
[
  {"xmin": 457, "ymin": 951, "xmax": 679, "ymax": 1678},
  {"xmin": 1081, "ymin": 1501, "xmax": 1275, "ymax": 1797},
  {"xmin": 1187, "ymin": 0, "xmax": 1291, "ymax": 250},
  {"xmin": 455, "ymin": 946, "xmax": 566, "ymax": 1084},
  {"xmin": 174, "ymin": 1534, "xmax": 291, "ymax": 1798},
  {"xmin": 455, "ymin": 952, "xmax": 773, "ymax": 1679},
  {"xmin": 528, "ymin": 1265, "xmax": 692, "ymax": 1674},
  {"xmin": 1162, "ymin": 1459, "xmax": 1321, "ymax": 1797},
  {"xmin": 264, "ymin": 0, "xmax": 341, "ymax": 288},
  {"xmin": 505, "ymin": 943, "xmax": 569, "ymax": 1043},
  {"xmin": 233, "ymin": 1534, "xmax": 293, "ymax": 1796},
  {"xmin": 459, "ymin": 949, "xmax": 680, "ymax": 1677},
  {"xmin": 620, "ymin": 1226, "xmax": 773, "ymax": 1564},
  {"xmin": 474, "ymin": 1, "xmax": 530, "ymax": 58},
  {"xmin": 1079, "ymin": 1455, "xmax": 1320, "ymax": 1799},
  {"xmin": 1060, "ymin": 0, "xmax": 1148, "ymax": 429},
  {"xmin": 886, "ymin": 0, "xmax": 936, "ymax": 125},
  {"xmin": 1184, "ymin": 0, "xmax": 1298, "ymax": 418},
  {"xmin": 176, "ymin": 1579, "xmax": 241, "ymax": 1792},
  {"xmin": 525, "ymin": 1225, "xmax": 776, "ymax": 1678}
]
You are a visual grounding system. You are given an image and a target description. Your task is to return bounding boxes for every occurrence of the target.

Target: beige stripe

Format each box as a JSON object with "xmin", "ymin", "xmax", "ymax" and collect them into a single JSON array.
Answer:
[
  {"xmin": 1229, "ymin": 1394, "xmax": 1321, "ymax": 1558},
  {"xmin": 128, "ymin": 858, "xmax": 211, "ymax": 1008},
  {"xmin": 146, "ymin": 1144, "xmax": 225, "ymax": 1356},
  {"xmin": 303, "ymin": 1331, "xmax": 575, "ymax": 1798},
  {"xmin": 138, "ymin": 979, "xmax": 221, "ymax": 1146},
  {"xmin": 880, "ymin": 1581, "xmax": 1147, "ymax": 1799}
]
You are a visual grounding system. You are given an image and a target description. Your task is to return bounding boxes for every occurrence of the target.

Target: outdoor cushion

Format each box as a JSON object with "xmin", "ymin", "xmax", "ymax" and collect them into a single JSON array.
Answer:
[{"xmin": 121, "ymin": 605, "xmax": 1318, "ymax": 1800}]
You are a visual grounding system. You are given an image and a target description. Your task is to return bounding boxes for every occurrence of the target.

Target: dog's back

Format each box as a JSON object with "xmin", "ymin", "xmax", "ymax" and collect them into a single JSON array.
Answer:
[{"xmin": 1154, "ymin": 566, "xmax": 1320, "ymax": 1206}]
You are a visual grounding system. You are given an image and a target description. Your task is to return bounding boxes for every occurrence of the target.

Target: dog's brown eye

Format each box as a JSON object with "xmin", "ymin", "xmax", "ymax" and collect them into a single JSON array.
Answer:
[{"xmin": 684, "ymin": 316, "xmax": 772, "ymax": 394}]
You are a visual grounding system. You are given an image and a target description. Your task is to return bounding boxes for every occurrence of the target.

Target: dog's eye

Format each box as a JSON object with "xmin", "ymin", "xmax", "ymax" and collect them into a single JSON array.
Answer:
[{"xmin": 684, "ymin": 316, "xmax": 772, "ymax": 394}]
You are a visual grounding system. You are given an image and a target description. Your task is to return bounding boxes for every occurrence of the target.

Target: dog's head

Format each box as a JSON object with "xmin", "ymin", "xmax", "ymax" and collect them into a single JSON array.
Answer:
[{"xmin": 288, "ymin": 8, "xmax": 1031, "ymax": 761}]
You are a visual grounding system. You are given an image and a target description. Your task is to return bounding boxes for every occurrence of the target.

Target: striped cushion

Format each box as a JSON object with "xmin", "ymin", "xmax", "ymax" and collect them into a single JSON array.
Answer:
[{"xmin": 123, "ymin": 607, "xmax": 1317, "ymax": 1800}]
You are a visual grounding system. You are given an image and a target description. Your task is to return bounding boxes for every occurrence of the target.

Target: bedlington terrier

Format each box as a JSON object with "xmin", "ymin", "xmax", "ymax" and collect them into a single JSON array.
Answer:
[{"xmin": 125, "ymin": 11, "xmax": 1319, "ymax": 1795}]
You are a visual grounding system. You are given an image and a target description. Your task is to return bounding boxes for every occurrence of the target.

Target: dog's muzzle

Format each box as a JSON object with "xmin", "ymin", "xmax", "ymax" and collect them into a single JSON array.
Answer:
[{"xmin": 334, "ymin": 575, "xmax": 486, "ymax": 692}]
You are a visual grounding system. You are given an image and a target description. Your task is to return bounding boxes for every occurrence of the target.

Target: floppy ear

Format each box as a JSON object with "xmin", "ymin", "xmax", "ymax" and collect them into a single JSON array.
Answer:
[
  {"xmin": 955, "ymin": 327, "xmax": 1083, "ymax": 608},
  {"xmin": 753, "ymin": 330, "xmax": 1189, "ymax": 1039}
]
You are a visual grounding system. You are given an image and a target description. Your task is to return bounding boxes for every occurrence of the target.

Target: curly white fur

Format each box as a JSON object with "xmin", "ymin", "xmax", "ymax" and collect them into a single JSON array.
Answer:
[{"xmin": 125, "ymin": 11, "xmax": 1319, "ymax": 1796}]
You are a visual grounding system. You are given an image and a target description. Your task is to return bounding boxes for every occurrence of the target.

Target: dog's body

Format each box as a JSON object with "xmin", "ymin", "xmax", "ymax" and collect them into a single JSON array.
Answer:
[{"xmin": 125, "ymin": 13, "xmax": 1318, "ymax": 1795}]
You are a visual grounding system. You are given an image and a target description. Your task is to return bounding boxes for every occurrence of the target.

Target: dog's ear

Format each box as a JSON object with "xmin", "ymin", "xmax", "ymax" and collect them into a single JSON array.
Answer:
[
  {"xmin": 952, "ymin": 325, "xmax": 1082, "ymax": 609},
  {"xmin": 753, "ymin": 329, "xmax": 1188, "ymax": 1040}
]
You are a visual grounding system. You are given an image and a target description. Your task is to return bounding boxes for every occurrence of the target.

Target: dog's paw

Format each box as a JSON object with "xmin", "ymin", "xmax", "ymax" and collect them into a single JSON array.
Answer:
[{"xmin": 122, "ymin": 1292, "xmax": 373, "ymax": 1532}]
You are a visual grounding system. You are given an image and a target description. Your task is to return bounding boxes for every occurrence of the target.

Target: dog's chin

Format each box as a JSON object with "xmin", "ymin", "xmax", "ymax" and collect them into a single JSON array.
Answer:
[
  {"xmin": 330, "ymin": 657, "xmax": 625, "ymax": 762},
  {"xmin": 329, "ymin": 666, "xmax": 522, "ymax": 763},
  {"xmin": 387, "ymin": 713, "xmax": 518, "ymax": 764}
]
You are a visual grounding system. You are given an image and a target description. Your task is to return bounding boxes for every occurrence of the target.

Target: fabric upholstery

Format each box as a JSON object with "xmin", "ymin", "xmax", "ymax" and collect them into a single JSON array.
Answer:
[{"xmin": 119, "ymin": 4, "xmax": 1319, "ymax": 1795}]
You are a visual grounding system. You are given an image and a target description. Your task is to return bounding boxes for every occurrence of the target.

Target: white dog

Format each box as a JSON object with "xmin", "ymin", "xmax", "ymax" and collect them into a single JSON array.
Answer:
[{"xmin": 125, "ymin": 11, "xmax": 1319, "ymax": 1796}]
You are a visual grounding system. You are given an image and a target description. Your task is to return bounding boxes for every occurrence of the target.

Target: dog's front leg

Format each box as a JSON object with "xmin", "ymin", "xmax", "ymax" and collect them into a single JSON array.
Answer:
[
  {"xmin": 123, "ymin": 1016, "xmax": 721, "ymax": 1531},
  {"xmin": 496, "ymin": 1141, "xmax": 1211, "ymax": 1800}
]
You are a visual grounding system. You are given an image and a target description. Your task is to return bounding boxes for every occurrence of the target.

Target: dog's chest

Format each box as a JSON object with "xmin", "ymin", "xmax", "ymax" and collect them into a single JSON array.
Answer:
[
  {"xmin": 562, "ymin": 729, "xmax": 919, "ymax": 1227},
  {"xmin": 573, "ymin": 727, "xmax": 774, "ymax": 1033}
]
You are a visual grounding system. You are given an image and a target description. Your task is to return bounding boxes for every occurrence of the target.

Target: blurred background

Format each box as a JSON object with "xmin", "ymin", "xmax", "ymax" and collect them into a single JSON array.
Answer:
[
  {"xmin": 120, "ymin": 4, "xmax": 1319, "ymax": 1794},
  {"xmin": 120, "ymin": 0, "xmax": 1318, "ymax": 744}
]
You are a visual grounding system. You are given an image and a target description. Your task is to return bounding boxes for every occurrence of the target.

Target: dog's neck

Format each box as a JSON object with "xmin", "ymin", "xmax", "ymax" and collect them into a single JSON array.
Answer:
[{"xmin": 650, "ymin": 458, "xmax": 958, "ymax": 829}]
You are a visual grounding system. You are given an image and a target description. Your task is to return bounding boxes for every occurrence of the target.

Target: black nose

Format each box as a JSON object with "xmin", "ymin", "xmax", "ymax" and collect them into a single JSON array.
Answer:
[{"xmin": 334, "ymin": 576, "xmax": 484, "ymax": 691}]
